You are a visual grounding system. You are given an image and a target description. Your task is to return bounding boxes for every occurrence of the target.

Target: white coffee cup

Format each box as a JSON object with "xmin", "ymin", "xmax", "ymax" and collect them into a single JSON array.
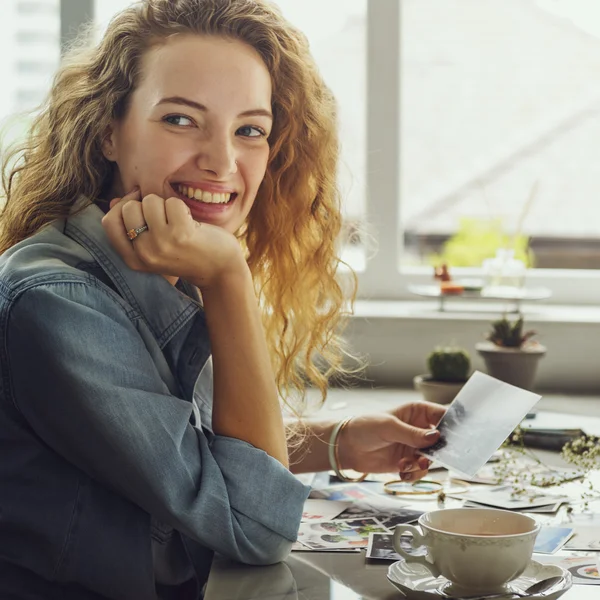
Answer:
[{"xmin": 393, "ymin": 507, "xmax": 540, "ymax": 593}]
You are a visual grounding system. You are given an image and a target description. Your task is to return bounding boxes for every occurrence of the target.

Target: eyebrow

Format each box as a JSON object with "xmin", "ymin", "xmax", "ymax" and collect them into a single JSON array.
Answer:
[{"xmin": 156, "ymin": 96, "xmax": 273, "ymax": 120}]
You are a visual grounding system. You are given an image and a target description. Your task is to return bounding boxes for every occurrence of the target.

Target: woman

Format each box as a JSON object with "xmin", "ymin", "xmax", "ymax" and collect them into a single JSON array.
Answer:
[{"xmin": 0, "ymin": 1, "xmax": 443, "ymax": 598}]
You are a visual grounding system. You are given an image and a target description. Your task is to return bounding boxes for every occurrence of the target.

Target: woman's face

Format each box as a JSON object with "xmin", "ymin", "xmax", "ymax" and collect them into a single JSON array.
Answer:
[{"xmin": 104, "ymin": 35, "xmax": 273, "ymax": 233}]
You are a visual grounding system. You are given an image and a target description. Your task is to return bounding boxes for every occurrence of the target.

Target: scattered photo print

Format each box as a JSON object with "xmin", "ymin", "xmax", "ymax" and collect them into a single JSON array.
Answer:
[
  {"xmin": 565, "ymin": 528, "xmax": 600, "ymax": 551},
  {"xmin": 335, "ymin": 503, "xmax": 422, "ymax": 523},
  {"xmin": 456, "ymin": 485, "xmax": 570, "ymax": 510},
  {"xmin": 297, "ymin": 518, "xmax": 387, "ymax": 550},
  {"xmin": 291, "ymin": 539, "xmax": 360, "ymax": 553},
  {"xmin": 379, "ymin": 510, "xmax": 424, "ymax": 529},
  {"xmin": 569, "ymin": 562, "xmax": 600, "ymax": 583},
  {"xmin": 366, "ymin": 533, "xmax": 402, "ymax": 561},
  {"xmin": 533, "ymin": 526, "xmax": 574, "ymax": 554},
  {"xmin": 537, "ymin": 556, "xmax": 600, "ymax": 585},
  {"xmin": 301, "ymin": 499, "xmax": 350, "ymax": 522},
  {"xmin": 309, "ymin": 483, "xmax": 380, "ymax": 502},
  {"xmin": 563, "ymin": 513, "xmax": 600, "ymax": 551}
]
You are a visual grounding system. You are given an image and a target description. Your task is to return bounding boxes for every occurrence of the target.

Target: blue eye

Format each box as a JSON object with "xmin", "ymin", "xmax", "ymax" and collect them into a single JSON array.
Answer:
[
  {"xmin": 237, "ymin": 125, "xmax": 267, "ymax": 138},
  {"xmin": 164, "ymin": 115, "xmax": 194, "ymax": 127}
]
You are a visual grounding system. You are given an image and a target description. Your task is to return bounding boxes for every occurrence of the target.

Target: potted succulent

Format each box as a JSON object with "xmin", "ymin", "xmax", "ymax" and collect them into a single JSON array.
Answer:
[
  {"xmin": 476, "ymin": 316, "xmax": 546, "ymax": 390},
  {"xmin": 413, "ymin": 346, "xmax": 471, "ymax": 405}
]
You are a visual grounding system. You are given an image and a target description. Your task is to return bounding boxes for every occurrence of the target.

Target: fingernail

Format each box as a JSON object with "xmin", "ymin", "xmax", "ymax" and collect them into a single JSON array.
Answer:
[
  {"xmin": 404, "ymin": 461, "xmax": 414, "ymax": 471},
  {"xmin": 400, "ymin": 472, "xmax": 411, "ymax": 481},
  {"xmin": 425, "ymin": 429, "xmax": 438, "ymax": 438}
]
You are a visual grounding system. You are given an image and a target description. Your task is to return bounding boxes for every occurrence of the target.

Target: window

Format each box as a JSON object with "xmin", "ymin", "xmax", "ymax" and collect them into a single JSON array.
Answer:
[
  {"xmin": 360, "ymin": 0, "xmax": 600, "ymax": 304},
  {"xmin": 0, "ymin": 0, "xmax": 60, "ymax": 149},
  {"xmin": 401, "ymin": 0, "xmax": 600, "ymax": 272}
]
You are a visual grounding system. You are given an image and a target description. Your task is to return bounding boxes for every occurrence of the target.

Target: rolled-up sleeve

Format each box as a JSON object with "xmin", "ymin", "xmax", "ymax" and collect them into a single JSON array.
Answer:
[{"xmin": 5, "ymin": 280, "xmax": 309, "ymax": 565}]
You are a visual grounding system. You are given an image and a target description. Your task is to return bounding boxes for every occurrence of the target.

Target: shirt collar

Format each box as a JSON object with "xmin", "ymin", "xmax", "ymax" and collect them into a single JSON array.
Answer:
[{"xmin": 64, "ymin": 202, "xmax": 199, "ymax": 347}]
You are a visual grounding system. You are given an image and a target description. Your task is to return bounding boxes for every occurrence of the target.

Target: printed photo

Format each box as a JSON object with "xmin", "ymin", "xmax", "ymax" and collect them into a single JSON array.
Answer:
[
  {"xmin": 420, "ymin": 371, "xmax": 541, "ymax": 478},
  {"xmin": 457, "ymin": 485, "xmax": 570, "ymax": 510},
  {"xmin": 366, "ymin": 533, "xmax": 402, "ymax": 561},
  {"xmin": 309, "ymin": 483, "xmax": 380, "ymax": 502},
  {"xmin": 297, "ymin": 518, "xmax": 387, "ymax": 550},
  {"xmin": 537, "ymin": 556, "xmax": 600, "ymax": 585},
  {"xmin": 533, "ymin": 526, "xmax": 574, "ymax": 554},
  {"xmin": 565, "ymin": 527, "xmax": 600, "ymax": 551},
  {"xmin": 335, "ymin": 504, "xmax": 422, "ymax": 525},
  {"xmin": 301, "ymin": 499, "xmax": 350, "ymax": 522},
  {"xmin": 379, "ymin": 511, "xmax": 424, "ymax": 530}
]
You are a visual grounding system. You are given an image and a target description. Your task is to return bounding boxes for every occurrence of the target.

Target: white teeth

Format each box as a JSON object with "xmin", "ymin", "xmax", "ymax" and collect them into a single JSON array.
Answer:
[{"xmin": 176, "ymin": 184, "xmax": 232, "ymax": 204}]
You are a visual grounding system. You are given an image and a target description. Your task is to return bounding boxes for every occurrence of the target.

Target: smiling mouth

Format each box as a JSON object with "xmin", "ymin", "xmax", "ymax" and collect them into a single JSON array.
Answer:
[{"xmin": 174, "ymin": 183, "xmax": 237, "ymax": 205}]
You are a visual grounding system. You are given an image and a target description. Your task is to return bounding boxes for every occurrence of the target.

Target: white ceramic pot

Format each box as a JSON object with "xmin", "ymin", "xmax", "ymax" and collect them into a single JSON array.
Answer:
[{"xmin": 476, "ymin": 341, "xmax": 546, "ymax": 390}]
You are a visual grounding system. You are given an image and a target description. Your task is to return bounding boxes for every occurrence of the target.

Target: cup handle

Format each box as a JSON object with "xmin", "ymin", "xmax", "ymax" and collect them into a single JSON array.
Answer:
[{"xmin": 392, "ymin": 525, "xmax": 441, "ymax": 578}]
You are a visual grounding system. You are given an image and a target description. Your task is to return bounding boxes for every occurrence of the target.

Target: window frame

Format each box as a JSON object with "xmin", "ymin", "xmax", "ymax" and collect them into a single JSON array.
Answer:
[{"xmin": 359, "ymin": 0, "xmax": 600, "ymax": 306}]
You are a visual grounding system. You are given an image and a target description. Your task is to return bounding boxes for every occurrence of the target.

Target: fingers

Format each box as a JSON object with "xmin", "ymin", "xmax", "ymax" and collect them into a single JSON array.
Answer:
[
  {"xmin": 416, "ymin": 455, "xmax": 431, "ymax": 471},
  {"xmin": 398, "ymin": 453, "xmax": 432, "ymax": 483},
  {"xmin": 109, "ymin": 186, "xmax": 141, "ymax": 209},
  {"xmin": 164, "ymin": 196, "xmax": 196, "ymax": 233},
  {"xmin": 102, "ymin": 188, "xmax": 145, "ymax": 269},
  {"xmin": 121, "ymin": 196, "xmax": 146, "ymax": 231},
  {"xmin": 398, "ymin": 455, "xmax": 432, "ymax": 478},
  {"xmin": 424, "ymin": 401, "xmax": 447, "ymax": 427},
  {"xmin": 165, "ymin": 195, "xmax": 191, "ymax": 221},
  {"xmin": 399, "ymin": 468, "xmax": 429, "ymax": 483},
  {"xmin": 389, "ymin": 401, "xmax": 446, "ymax": 431},
  {"xmin": 388, "ymin": 418, "xmax": 441, "ymax": 450}
]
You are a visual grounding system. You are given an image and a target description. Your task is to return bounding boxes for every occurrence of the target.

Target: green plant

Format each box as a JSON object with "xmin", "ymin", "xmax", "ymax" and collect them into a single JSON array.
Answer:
[
  {"xmin": 428, "ymin": 218, "xmax": 533, "ymax": 268},
  {"xmin": 427, "ymin": 346, "xmax": 470, "ymax": 382},
  {"xmin": 487, "ymin": 316, "xmax": 536, "ymax": 348}
]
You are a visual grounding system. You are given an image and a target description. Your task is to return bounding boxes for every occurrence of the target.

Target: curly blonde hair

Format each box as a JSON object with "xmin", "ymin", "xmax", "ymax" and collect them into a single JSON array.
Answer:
[{"xmin": 1, "ymin": 0, "xmax": 361, "ymax": 412}]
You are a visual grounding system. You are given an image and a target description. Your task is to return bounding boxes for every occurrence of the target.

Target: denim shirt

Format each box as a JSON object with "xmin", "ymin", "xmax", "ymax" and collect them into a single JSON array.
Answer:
[{"xmin": 0, "ymin": 203, "xmax": 310, "ymax": 599}]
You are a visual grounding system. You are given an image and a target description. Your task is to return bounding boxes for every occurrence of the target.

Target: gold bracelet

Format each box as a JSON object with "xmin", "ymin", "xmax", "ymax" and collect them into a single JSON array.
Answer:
[
  {"xmin": 383, "ymin": 479, "xmax": 443, "ymax": 496},
  {"xmin": 328, "ymin": 416, "xmax": 368, "ymax": 483}
]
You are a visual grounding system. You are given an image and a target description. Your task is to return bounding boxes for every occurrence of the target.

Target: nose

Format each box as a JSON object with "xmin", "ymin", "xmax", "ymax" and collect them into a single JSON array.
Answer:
[{"xmin": 195, "ymin": 133, "xmax": 238, "ymax": 178}]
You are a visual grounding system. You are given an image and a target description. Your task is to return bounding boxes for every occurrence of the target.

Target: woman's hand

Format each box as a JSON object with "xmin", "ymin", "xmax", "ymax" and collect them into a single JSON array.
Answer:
[
  {"xmin": 337, "ymin": 401, "xmax": 446, "ymax": 482},
  {"xmin": 101, "ymin": 188, "xmax": 246, "ymax": 289}
]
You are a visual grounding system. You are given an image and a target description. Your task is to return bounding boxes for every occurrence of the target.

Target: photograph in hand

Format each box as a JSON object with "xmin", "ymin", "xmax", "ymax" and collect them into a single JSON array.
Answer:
[{"xmin": 420, "ymin": 371, "xmax": 541, "ymax": 477}]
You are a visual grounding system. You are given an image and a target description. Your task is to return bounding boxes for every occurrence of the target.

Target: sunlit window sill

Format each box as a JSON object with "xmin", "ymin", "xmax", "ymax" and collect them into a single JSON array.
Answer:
[
  {"xmin": 343, "ymin": 300, "xmax": 600, "ymax": 394},
  {"xmin": 351, "ymin": 299, "xmax": 600, "ymax": 324}
]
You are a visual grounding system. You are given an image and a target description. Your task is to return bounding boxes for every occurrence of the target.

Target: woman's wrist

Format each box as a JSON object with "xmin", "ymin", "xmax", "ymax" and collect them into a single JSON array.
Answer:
[
  {"xmin": 328, "ymin": 417, "xmax": 366, "ymax": 482},
  {"xmin": 193, "ymin": 255, "xmax": 251, "ymax": 295},
  {"xmin": 335, "ymin": 418, "xmax": 354, "ymax": 470}
]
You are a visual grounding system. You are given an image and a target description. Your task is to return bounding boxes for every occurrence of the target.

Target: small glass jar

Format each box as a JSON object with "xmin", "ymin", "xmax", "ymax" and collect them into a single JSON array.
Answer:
[{"xmin": 482, "ymin": 249, "xmax": 526, "ymax": 291}]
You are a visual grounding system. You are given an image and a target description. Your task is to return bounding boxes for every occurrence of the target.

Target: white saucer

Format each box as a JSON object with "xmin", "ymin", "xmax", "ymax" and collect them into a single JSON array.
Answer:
[{"xmin": 387, "ymin": 559, "xmax": 572, "ymax": 600}]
